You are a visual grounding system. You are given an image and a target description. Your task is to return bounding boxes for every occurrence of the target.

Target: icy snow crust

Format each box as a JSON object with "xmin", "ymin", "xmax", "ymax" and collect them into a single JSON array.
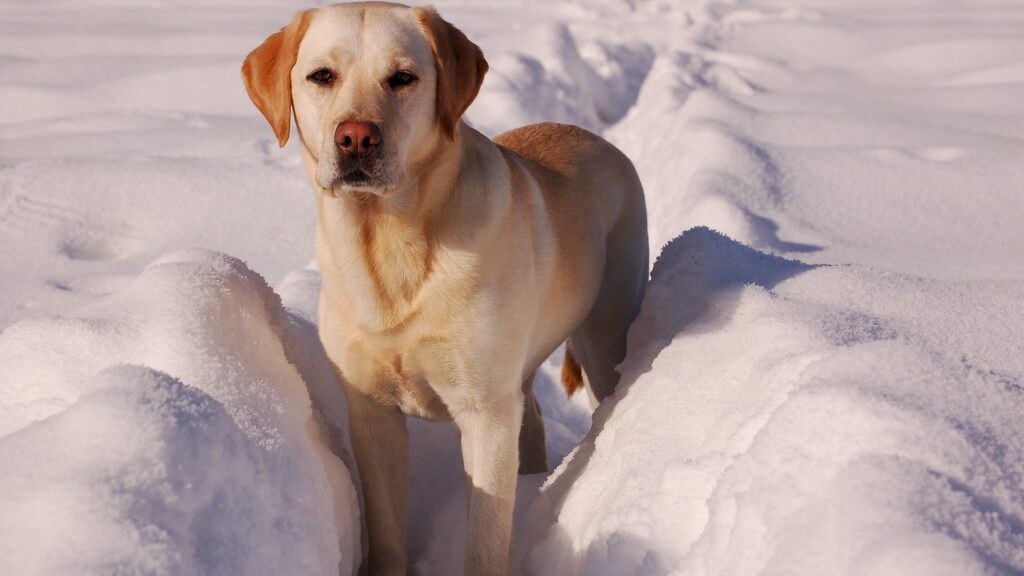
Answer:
[{"xmin": 2, "ymin": 0, "xmax": 1024, "ymax": 575}]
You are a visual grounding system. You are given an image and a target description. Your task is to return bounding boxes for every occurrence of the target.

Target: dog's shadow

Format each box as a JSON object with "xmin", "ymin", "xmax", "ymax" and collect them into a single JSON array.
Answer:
[{"xmin": 512, "ymin": 226, "xmax": 816, "ymax": 574}]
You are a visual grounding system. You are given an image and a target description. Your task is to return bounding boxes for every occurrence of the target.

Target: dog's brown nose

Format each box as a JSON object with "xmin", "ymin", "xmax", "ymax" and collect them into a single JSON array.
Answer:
[{"xmin": 335, "ymin": 121, "xmax": 382, "ymax": 158}]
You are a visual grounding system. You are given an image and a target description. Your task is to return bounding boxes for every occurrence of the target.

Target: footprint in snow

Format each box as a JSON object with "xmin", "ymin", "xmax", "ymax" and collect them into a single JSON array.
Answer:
[{"xmin": 60, "ymin": 230, "xmax": 140, "ymax": 262}]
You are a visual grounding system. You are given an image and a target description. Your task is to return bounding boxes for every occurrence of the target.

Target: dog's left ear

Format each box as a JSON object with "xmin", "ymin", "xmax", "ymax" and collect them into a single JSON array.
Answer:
[
  {"xmin": 241, "ymin": 10, "xmax": 312, "ymax": 148},
  {"xmin": 415, "ymin": 7, "xmax": 489, "ymax": 140}
]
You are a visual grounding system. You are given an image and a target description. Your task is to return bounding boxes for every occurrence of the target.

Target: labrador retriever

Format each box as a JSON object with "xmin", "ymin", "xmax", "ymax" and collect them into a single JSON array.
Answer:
[{"xmin": 242, "ymin": 3, "xmax": 648, "ymax": 574}]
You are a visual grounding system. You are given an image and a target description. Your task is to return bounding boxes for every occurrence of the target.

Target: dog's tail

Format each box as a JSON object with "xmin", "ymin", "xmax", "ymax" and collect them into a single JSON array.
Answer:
[{"xmin": 561, "ymin": 345, "xmax": 584, "ymax": 397}]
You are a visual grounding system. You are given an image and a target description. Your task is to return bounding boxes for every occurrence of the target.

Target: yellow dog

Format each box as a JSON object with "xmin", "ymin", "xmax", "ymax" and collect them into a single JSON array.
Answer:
[{"xmin": 243, "ymin": 3, "xmax": 648, "ymax": 573}]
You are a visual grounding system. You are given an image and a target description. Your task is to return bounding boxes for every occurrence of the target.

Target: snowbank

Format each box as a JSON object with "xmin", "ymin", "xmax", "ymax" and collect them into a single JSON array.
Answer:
[
  {"xmin": 510, "ymin": 0, "xmax": 1024, "ymax": 571},
  {"xmin": 0, "ymin": 250, "xmax": 360, "ymax": 576},
  {"xmin": 468, "ymin": 22, "xmax": 654, "ymax": 137},
  {"xmin": 522, "ymin": 228, "xmax": 1024, "ymax": 575}
]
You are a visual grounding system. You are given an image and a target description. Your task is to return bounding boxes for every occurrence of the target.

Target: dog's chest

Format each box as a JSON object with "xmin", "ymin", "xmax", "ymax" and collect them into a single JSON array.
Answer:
[
  {"xmin": 343, "ymin": 340, "xmax": 453, "ymax": 422},
  {"xmin": 380, "ymin": 352, "xmax": 448, "ymax": 420}
]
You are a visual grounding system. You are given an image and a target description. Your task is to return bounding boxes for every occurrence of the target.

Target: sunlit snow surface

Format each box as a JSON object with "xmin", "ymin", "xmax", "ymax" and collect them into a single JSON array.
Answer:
[{"xmin": 1, "ymin": 0, "xmax": 1023, "ymax": 575}]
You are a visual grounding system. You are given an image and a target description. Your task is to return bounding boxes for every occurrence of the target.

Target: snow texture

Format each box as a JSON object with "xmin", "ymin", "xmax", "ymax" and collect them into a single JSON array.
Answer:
[
  {"xmin": 2, "ymin": 0, "xmax": 1024, "ymax": 574},
  {"xmin": 0, "ymin": 251, "xmax": 361, "ymax": 575}
]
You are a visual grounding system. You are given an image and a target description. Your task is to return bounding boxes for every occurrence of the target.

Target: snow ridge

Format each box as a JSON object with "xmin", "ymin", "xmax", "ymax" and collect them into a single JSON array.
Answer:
[
  {"xmin": 0, "ymin": 250, "xmax": 360, "ymax": 576},
  {"xmin": 513, "ymin": 1, "xmax": 1024, "ymax": 574}
]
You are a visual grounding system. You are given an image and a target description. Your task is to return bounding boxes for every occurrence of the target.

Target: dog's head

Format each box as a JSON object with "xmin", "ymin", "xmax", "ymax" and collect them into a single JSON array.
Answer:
[{"xmin": 241, "ymin": 3, "xmax": 487, "ymax": 198}]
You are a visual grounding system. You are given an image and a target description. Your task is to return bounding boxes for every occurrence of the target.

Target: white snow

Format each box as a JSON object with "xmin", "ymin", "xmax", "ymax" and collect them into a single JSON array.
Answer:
[
  {"xmin": 0, "ymin": 250, "xmax": 361, "ymax": 575},
  {"xmin": 2, "ymin": 0, "xmax": 1023, "ymax": 575}
]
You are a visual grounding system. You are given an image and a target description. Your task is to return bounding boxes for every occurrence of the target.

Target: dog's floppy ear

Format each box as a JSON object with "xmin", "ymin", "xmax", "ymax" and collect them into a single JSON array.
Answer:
[
  {"xmin": 241, "ymin": 10, "xmax": 312, "ymax": 148},
  {"xmin": 415, "ymin": 7, "xmax": 488, "ymax": 140}
]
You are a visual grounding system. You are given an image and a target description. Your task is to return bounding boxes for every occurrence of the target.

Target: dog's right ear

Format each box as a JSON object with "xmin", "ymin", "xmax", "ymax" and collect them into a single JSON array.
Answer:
[{"xmin": 241, "ymin": 10, "xmax": 312, "ymax": 148}]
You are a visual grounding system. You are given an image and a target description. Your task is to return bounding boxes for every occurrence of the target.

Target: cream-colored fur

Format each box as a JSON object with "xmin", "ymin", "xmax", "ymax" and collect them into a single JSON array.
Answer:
[{"xmin": 242, "ymin": 3, "xmax": 648, "ymax": 574}]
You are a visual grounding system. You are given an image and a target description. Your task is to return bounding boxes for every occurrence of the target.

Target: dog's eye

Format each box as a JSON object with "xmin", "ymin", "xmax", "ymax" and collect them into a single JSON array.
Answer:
[
  {"xmin": 387, "ymin": 71, "xmax": 417, "ymax": 89},
  {"xmin": 307, "ymin": 68, "xmax": 335, "ymax": 86}
]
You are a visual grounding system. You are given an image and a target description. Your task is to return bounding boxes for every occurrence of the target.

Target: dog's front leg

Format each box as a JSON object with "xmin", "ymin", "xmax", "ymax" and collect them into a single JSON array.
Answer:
[
  {"xmin": 455, "ymin": 388, "xmax": 524, "ymax": 575},
  {"xmin": 346, "ymin": 391, "xmax": 409, "ymax": 575}
]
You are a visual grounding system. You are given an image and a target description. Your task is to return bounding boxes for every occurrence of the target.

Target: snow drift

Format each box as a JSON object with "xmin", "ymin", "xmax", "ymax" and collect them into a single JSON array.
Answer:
[
  {"xmin": 0, "ymin": 250, "xmax": 360, "ymax": 576},
  {"xmin": 521, "ymin": 228, "xmax": 1024, "ymax": 575}
]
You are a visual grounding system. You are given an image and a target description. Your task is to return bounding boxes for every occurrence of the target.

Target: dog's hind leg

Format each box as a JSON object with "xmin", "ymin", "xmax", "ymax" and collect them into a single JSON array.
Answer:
[
  {"xmin": 564, "ymin": 235, "xmax": 648, "ymax": 404},
  {"xmin": 518, "ymin": 371, "xmax": 548, "ymax": 474}
]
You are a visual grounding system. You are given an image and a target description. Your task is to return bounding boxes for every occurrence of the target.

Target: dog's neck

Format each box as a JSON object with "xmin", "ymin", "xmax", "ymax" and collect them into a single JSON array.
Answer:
[{"xmin": 313, "ymin": 124, "xmax": 473, "ymax": 332}]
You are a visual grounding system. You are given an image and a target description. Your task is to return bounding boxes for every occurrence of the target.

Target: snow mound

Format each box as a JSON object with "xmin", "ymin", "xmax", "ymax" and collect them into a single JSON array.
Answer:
[
  {"xmin": 467, "ymin": 22, "xmax": 653, "ymax": 137},
  {"xmin": 522, "ymin": 228, "xmax": 1024, "ymax": 575},
  {"xmin": 0, "ymin": 249, "xmax": 360, "ymax": 576}
]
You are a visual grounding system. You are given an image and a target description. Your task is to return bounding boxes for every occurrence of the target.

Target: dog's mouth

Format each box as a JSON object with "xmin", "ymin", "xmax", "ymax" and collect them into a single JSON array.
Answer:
[
  {"xmin": 332, "ymin": 157, "xmax": 390, "ymax": 193},
  {"xmin": 341, "ymin": 169, "xmax": 374, "ymax": 185}
]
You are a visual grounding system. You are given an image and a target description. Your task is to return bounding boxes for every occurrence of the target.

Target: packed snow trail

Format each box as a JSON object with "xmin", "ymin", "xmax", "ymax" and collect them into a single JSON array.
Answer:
[{"xmin": 2, "ymin": 0, "xmax": 1024, "ymax": 575}]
